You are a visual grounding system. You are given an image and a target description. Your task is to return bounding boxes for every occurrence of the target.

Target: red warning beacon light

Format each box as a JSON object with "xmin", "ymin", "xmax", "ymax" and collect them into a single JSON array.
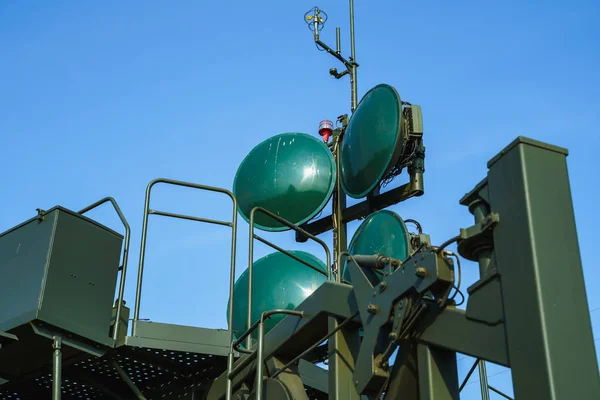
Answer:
[{"xmin": 318, "ymin": 119, "xmax": 334, "ymax": 143}]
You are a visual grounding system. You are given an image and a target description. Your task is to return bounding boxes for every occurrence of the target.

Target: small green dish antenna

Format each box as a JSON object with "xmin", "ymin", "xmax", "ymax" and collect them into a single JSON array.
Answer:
[
  {"xmin": 340, "ymin": 84, "xmax": 406, "ymax": 198},
  {"xmin": 341, "ymin": 209, "xmax": 412, "ymax": 283},
  {"xmin": 233, "ymin": 132, "xmax": 336, "ymax": 231},
  {"xmin": 228, "ymin": 250, "xmax": 328, "ymax": 340}
]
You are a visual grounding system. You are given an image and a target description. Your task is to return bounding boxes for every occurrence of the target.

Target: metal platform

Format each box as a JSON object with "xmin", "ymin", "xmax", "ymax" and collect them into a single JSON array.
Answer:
[
  {"xmin": 0, "ymin": 344, "xmax": 227, "ymax": 399},
  {"xmin": 0, "ymin": 323, "xmax": 328, "ymax": 400},
  {"xmin": 0, "ymin": 182, "xmax": 332, "ymax": 399}
]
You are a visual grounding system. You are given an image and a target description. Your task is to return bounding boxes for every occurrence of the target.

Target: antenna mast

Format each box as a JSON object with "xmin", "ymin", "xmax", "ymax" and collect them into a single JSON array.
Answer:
[{"xmin": 304, "ymin": 3, "xmax": 359, "ymax": 112}]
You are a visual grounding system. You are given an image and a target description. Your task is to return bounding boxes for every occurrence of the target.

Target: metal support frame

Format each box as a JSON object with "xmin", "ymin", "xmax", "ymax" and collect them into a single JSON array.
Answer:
[
  {"xmin": 477, "ymin": 360, "xmax": 490, "ymax": 400},
  {"xmin": 78, "ymin": 197, "xmax": 131, "ymax": 342},
  {"xmin": 480, "ymin": 137, "xmax": 599, "ymax": 398},
  {"xmin": 132, "ymin": 178, "xmax": 238, "ymax": 400},
  {"xmin": 112, "ymin": 360, "xmax": 147, "ymax": 400},
  {"xmin": 247, "ymin": 207, "xmax": 331, "ymax": 348},
  {"xmin": 207, "ymin": 136, "xmax": 599, "ymax": 400},
  {"xmin": 228, "ymin": 309, "xmax": 304, "ymax": 400},
  {"xmin": 296, "ymin": 155, "xmax": 425, "ymax": 242},
  {"xmin": 207, "ymin": 282, "xmax": 359, "ymax": 400}
]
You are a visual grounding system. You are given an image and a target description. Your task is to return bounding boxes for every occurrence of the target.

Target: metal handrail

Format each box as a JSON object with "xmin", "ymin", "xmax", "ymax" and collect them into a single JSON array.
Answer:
[
  {"xmin": 131, "ymin": 178, "xmax": 238, "ymax": 400},
  {"xmin": 78, "ymin": 197, "xmax": 131, "ymax": 342},
  {"xmin": 227, "ymin": 309, "xmax": 304, "ymax": 400},
  {"xmin": 247, "ymin": 206, "xmax": 331, "ymax": 351}
]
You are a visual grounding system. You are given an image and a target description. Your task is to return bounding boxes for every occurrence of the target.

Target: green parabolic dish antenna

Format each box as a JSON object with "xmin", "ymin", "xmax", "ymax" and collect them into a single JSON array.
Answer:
[
  {"xmin": 233, "ymin": 132, "xmax": 336, "ymax": 231},
  {"xmin": 228, "ymin": 250, "xmax": 328, "ymax": 340},
  {"xmin": 341, "ymin": 209, "xmax": 412, "ymax": 283},
  {"xmin": 340, "ymin": 84, "xmax": 404, "ymax": 198}
]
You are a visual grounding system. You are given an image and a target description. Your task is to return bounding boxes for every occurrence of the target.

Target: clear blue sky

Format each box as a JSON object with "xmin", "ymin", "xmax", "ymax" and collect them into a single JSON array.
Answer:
[{"xmin": 1, "ymin": 0, "xmax": 598, "ymax": 398}]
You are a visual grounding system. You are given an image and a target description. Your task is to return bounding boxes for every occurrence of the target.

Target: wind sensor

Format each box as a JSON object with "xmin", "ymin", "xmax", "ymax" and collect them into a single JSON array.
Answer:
[{"xmin": 304, "ymin": 5, "xmax": 358, "ymax": 111}]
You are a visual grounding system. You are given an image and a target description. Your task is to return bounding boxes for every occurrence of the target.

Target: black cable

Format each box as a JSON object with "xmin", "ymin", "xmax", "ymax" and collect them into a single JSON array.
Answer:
[
  {"xmin": 436, "ymin": 235, "xmax": 461, "ymax": 254},
  {"xmin": 445, "ymin": 251, "xmax": 462, "ymax": 303},
  {"xmin": 404, "ymin": 219, "xmax": 422, "ymax": 235}
]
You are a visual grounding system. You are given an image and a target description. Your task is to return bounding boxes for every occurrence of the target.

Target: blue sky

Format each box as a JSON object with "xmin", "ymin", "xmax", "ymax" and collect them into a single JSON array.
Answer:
[{"xmin": 1, "ymin": 0, "xmax": 598, "ymax": 398}]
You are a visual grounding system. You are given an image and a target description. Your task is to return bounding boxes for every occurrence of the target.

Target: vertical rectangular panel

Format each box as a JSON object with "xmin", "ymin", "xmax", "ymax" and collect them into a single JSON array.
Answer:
[
  {"xmin": 417, "ymin": 345, "xmax": 459, "ymax": 400},
  {"xmin": 40, "ymin": 208, "xmax": 123, "ymax": 346},
  {"xmin": 0, "ymin": 211, "xmax": 56, "ymax": 331},
  {"xmin": 487, "ymin": 137, "xmax": 600, "ymax": 399},
  {"xmin": 328, "ymin": 317, "xmax": 360, "ymax": 400},
  {"xmin": 385, "ymin": 342, "xmax": 418, "ymax": 399}
]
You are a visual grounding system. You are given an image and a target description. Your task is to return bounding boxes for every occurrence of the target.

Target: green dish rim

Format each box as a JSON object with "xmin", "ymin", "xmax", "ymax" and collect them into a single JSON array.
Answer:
[
  {"xmin": 340, "ymin": 83, "xmax": 404, "ymax": 199},
  {"xmin": 227, "ymin": 250, "xmax": 328, "ymax": 333},
  {"xmin": 342, "ymin": 209, "xmax": 412, "ymax": 278},
  {"xmin": 233, "ymin": 132, "xmax": 337, "ymax": 232}
]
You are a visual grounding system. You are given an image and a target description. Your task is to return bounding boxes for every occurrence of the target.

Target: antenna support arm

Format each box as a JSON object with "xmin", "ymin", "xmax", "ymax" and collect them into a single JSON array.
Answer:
[{"xmin": 315, "ymin": 38, "xmax": 358, "ymax": 72}]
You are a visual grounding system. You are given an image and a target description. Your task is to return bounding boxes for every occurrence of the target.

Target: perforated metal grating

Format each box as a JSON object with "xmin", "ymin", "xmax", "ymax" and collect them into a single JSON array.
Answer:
[{"xmin": 0, "ymin": 346, "xmax": 227, "ymax": 400}]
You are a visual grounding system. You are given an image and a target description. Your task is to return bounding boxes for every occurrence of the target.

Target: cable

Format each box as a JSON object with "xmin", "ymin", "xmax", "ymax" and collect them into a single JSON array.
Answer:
[
  {"xmin": 436, "ymin": 235, "xmax": 461, "ymax": 254},
  {"xmin": 404, "ymin": 218, "xmax": 423, "ymax": 235},
  {"xmin": 451, "ymin": 285, "xmax": 465, "ymax": 306},
  {"xmin": 443, "ymin": 250, "xmax": 462, "ymax": 304}
]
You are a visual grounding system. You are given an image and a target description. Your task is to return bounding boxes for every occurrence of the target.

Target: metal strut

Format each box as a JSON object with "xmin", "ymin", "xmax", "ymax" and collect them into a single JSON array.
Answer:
[{"xmin": 52, "ymin": 336, "xmax": 62, "ymax": 400}]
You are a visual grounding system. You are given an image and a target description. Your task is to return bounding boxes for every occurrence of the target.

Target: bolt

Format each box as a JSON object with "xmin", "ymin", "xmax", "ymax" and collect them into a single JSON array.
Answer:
[
  {"xmin": 379, "ymin": 282, "xmax": 387, "ymax": 292},
  {"xmin": 388, "ymin": 332, "xmax": 398, "ymax": 340},
  {"xmin": 415, "ymin": 267, "xmax": 427, "ymax": 278},
  {"xmin": 367, "ymin": 304, "xmax": 378, "ymax": 315}
]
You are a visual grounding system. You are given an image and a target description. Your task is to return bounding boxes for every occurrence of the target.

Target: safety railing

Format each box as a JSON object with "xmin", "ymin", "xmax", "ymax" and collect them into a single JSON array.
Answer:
[
  {"xmin": 222, "ymin": 207, "xmax": 330, "ymax": 400},
  {"xmin": 247, "ymin": 207, "xmax": 331, "ymax": 348},
  {"xmin": 227, "ymin": 309, "xmax": 304, "ymax": 400},
  {"xmin": 78, "ymin": 197, "xmax": 131, "ymax": 342},
  {"xmin": 131, "ymin": 178, "xmax": 238, "ymax": 398}
]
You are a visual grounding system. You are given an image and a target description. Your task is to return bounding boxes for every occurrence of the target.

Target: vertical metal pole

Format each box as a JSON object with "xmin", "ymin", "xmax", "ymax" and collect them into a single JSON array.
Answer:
[
  {"xmin": 417, "ymin": 344, "xmax": 459, "ymax": 400},
  {"xmin": 349, "ymin": 0, "xmax": 358, "ymax": 112},
  {"xmin": 247, "ymin": 213, "xmax": 255, "ymax": 349},
  {"xmin": 226, "ymin": 196, "xmax": 238, "ymax": 400},
  {"xmin": 328, "ymin": 2, "xmax": 358, "ymax": 398},
  {"xmin": 467, "ymin": 199, "xmax": 492, "ymax": 399},
  {"xmin": 52, "ymin": 336, "xmax": 62, "ymax": 400},
  {"xmin": 327, "ymin": 317, "xmax": 360, "ymax": 400},
  {"xmin": 467, "ymin": 199, "xmax": 493, "ymax": 277},
  {"xmin": 226, "ymin": 348, "xmax": 235, "ymax": 400},
  {"xmin": 133, "ymin": 184, "xmax": 153, "ymax": 336},
  {"xmin": 478, "ymin": 360, "xmax": 491, "ymax": 400},
  {"xmin": 332, "ymin": 138, "xmax": 347, "ymax": 280},
  {"xmin": 113, "ymin": 231, "xmax": 129, "ymax": 341},
  {"xmin": 255, "ymin": 321, "xmax": 265, "ymax": 399}
]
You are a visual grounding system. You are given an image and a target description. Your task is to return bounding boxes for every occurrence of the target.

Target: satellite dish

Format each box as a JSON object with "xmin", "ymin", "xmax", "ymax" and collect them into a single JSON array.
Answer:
[
  {"xmin": 233, "ymin": 132, "xmax": 336, "ymax": 231},
  {"xmin": 341, "ymin": 209, "xmax": 412, "ymax": 283},
  {"xmin": 340, "ymin": 84, "xmax": 406, "ymax": 198},
  {"xmin": 228, "ymin": 250, "xmax": 328, "ymax": 340}
]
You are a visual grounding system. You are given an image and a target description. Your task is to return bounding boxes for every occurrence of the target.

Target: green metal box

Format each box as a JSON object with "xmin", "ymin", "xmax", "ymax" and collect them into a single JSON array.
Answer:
[{"xmin": 0, "ymin": 206, "xmax": 123, "ymax": 346}]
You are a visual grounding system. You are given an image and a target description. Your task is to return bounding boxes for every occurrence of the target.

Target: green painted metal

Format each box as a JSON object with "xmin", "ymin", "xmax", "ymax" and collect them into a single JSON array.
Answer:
[
  {"xmin": 0, "ymin": 207, "xmax": 123, "ymax": 347},
  {"xmin": 341, "ymin": 210, "xmax": 411, "ymax": 283},
  {"xmin": 228, "ymin": 250, "xmax": 328, "ymax": 340},
  {"xmin": 340, "ymin": 84, "xmax": 404, "ymax": 198},
  {"xmin": 485, "ymin": 137, "xmax": 600, "ymax": 399},
  {"xmin": 233, "ymin": 132, "xmax": 336, "ymax": 232}
]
